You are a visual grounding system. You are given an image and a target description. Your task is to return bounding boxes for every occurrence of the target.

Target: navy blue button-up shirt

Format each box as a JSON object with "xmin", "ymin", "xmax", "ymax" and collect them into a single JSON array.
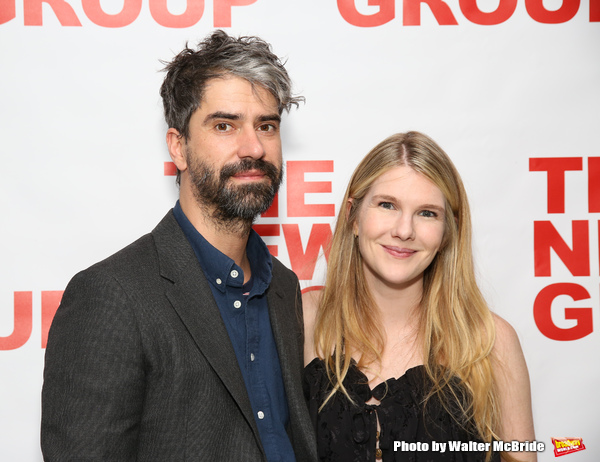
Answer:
[{"xmin": 173, "ymin": 202, "xmax": 295, "ymax": 462}]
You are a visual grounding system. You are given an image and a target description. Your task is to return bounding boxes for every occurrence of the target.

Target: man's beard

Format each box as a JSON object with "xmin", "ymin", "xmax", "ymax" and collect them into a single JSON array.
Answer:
[{"xmin": 187, "ymin": 151, "xmax": 282, "ymax": 231}]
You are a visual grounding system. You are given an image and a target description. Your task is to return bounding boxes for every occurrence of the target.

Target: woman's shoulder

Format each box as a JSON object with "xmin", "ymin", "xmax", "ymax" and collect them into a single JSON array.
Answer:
[
  {"xmin": 302, "ymin": 287, "xmax": 323, "ymax": 366},
  {"xmin": 490, "ymin": 313, "xmax": 536, "ymax": 458},
  {"xmin": 302, "ymin": 287, "xmax": 322, "ymax": 320},
  {"xmin": 490, "ymin": 312, "xmax": 531, "ymax": 388},
  {"xmin": 491, "ymin": 312, "xmax": 523, "ymax": 360}
]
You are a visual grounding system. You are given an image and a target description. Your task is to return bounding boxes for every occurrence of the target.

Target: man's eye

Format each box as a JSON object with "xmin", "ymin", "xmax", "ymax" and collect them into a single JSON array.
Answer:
[
  {"xmin": 215, "ymin": 123, "xmax": 232, "ymax": 131},
  {"xmin": 258, "ymin": 124, "xmax": 276, "ymax": 132}
]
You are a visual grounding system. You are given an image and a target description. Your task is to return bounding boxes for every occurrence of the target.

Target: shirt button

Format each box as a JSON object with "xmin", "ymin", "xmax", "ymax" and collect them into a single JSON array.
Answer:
[
  {"xmin": 230, "ymin": 270, "xmax": 239, "ymax": 278},
  {"xmin": 216, "ymin": 278, "xmax": 222, "ymax": 285},
  {"xmin": 250, "ymin": 353, "xmax": 255, "ymax": 361},
  {"xmin": 257, "ymin": 411, "xmax": 265, "ymax": 420},
  {"xmin": 233, "ymin": 300, "xmax": 242, "ymax": 309}
]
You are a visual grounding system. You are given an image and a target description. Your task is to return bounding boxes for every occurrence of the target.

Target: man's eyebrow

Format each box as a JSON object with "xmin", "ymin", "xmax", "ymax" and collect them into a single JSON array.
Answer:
[
  {"xmin": 257, "ymin": 114, "xmax": 281, "ymax": 124},
  {"xmin": 203, "ymin": 112, "xmax": 281, "ymax": 125},
  {"xmin": 203, "ymin": 111, "xmax": 241, "ymax": 124}
]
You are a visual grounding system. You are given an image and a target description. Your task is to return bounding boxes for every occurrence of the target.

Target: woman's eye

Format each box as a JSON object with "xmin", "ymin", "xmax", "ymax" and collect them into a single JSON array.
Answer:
[
  {"xmin": 420, "ymin": 210, "xmax": 437, "ymax": 218},
  {"xmin": 379, "ymin": 202, "xmax": 394, "ymax": 210}
]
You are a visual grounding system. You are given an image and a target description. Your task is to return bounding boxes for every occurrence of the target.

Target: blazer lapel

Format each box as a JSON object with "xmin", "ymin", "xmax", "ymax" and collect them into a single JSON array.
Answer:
[
  {"xmin": 267, "ymin": 259, "xmax": 318, "ymax": 460},
  {"xmin": 151, "ymin": 211, "xmax": 262, "ymax": 445},
  {"xmin": 267, "ymin": 274, "xmax": 301, "ymax": 379},
  {"xmin": 266, "ymin": 261, "xmax": 305, "ymax": 423}
]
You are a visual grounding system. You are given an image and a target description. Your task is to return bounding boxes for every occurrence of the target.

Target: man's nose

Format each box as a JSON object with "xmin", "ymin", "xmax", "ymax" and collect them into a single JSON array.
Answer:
[{"xmin": 237, "ymin": 128, "xmax": 265, "ymax": 159}]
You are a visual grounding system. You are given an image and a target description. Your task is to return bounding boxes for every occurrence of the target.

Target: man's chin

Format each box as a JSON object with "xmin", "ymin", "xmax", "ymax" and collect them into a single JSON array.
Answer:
[
  {"xmin": 217, "ymin": 188, "xmax": 275, "ymax": 218},
  {"xmin": 225, "ymin": 180, "xmax": 275, "ymax": 196},
  {"xmin": 226, "ymin": 177, "xmax": 272, "ymax": 189}
]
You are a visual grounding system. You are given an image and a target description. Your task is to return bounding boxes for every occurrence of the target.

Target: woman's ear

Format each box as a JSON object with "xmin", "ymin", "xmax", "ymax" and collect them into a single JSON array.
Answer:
[
  {"xmin": 346, "ymin": 198, "xmax": 354, "ymax": 218},
  {"xmin": 440, "ymin": 210, "xmax": 458, "ymax": 250},
  {"xmin": 347, "ymin": 198, "xmax": 359, "ymax": 236}
]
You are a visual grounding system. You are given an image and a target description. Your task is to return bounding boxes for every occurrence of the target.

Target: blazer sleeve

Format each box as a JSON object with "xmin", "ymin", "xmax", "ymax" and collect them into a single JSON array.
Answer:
[{"xmin": 41, "ymin": 268, "xmax": 145, "ymax": 461}]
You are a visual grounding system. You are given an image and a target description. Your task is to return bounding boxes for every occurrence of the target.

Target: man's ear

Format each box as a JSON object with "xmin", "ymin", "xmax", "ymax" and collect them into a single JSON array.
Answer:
[{"xmin": 166, "ymin": 128, "xmax": 187, "ymax": 172}]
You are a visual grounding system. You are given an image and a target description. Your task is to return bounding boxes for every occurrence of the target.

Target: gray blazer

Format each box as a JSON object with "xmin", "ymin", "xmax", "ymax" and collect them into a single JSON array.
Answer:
[{"xmin": 41, "ymin": 211, "xmax": 317, "ymax": 461}]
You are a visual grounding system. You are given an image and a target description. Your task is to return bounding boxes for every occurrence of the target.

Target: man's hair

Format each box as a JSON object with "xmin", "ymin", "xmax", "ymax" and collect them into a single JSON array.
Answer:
[{"xmin": 160, "ymin": 29, "xmax": 303, "ymax": 140}]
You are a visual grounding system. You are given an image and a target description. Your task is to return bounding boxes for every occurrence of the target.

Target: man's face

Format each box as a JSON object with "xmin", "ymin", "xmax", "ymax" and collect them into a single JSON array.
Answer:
[{"xmin": 182, "ymin": 75, "xmax": 283, "ymax": 223}]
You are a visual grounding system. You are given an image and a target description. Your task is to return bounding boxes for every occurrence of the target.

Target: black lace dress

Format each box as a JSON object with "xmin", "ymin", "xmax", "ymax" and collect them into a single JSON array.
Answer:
[{"xmin": 303, "ymin": 358, "xmax": 499, "ymax": 462}]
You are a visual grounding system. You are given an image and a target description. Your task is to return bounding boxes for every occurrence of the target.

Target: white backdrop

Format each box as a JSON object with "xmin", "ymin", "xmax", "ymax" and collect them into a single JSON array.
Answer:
[{"xmin": 1, "ymin": 0, "xmax": 599, "ymax": 460}]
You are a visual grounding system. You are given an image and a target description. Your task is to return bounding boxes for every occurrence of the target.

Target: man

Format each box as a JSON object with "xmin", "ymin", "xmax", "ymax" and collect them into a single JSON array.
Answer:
[{"xmin": 41, "ymin": 30, "xmax": 317, "ymax": 462}]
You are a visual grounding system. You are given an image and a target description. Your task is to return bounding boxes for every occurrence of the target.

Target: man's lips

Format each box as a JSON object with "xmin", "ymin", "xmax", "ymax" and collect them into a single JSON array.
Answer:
[
  {"xmin": 382, "ymin": 245, "xmax": 417, "ymax": 258},
  {"xmin": 231, "ymin": 169, "xmax": 267, "ymax": 181}
]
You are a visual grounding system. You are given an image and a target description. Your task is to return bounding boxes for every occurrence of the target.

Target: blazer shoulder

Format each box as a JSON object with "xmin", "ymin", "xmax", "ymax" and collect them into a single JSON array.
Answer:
[
  {"xmin": 270, "ymin": 256, "xmax": 299, "ymax": 285},
  {"xmin": 80, "ymin": 210, "xmax": 187, "ymax": 281},
  {"xmin": 77, "ymin": 232, "xmax": 158, "ymax": 287}
]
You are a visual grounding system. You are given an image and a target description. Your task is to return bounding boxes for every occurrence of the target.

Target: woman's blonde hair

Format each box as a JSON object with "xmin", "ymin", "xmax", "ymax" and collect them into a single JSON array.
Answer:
[{"xmin": 314, "ymin": 131, "xmax": 499, "ymax": 448}]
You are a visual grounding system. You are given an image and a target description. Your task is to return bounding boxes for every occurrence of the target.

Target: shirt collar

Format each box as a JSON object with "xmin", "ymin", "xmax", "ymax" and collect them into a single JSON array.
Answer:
[{"xmin": 172, "ymin": 201, "xmax": 272, "ymax": 296}]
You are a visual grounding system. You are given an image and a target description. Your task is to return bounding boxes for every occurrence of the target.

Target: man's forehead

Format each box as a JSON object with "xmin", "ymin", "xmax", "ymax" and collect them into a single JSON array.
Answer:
[{"xmin": 201, "ymin": 75, "xmax": 278, "ymax": 112}]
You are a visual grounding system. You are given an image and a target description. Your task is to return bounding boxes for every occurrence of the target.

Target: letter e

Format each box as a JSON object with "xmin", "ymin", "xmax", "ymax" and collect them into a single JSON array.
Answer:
[{"xmin": 287, "ymin": 161, "xmax": 335, "ymax": 217}]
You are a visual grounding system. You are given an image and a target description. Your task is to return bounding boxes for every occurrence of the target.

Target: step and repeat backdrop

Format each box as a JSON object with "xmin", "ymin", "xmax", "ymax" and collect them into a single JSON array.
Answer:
[{"xmin": 1, "ymin": 0, "xmax": 598, "ymax": 460}]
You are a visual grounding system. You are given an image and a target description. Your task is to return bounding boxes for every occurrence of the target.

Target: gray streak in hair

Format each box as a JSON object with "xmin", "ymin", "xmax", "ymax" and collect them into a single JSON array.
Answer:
[{"xmin": 160, "ymin": 29, "xmax": 303, "ymax": 141}]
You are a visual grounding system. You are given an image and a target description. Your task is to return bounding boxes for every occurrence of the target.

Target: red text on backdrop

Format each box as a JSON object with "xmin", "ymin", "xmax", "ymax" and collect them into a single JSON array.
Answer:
[{"xmin": 530, "ymin": 157, "xmax": 599, "ymax": 341}]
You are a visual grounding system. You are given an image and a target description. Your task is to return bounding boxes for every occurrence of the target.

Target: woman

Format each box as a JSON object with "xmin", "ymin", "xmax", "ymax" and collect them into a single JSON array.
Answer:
[{"xmin": 303, "ymin": 132, "xmax": 535, "ymax": 462}]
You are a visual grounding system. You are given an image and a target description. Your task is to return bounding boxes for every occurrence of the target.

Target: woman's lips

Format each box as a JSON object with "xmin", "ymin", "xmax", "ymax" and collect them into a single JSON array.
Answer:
[{"xmin": 382, "ymin": 245, "xmax": 416, "ymax": 258}]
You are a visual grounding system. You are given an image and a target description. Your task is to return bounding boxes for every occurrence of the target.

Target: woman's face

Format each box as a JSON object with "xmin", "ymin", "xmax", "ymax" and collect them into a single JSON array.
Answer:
[{"xmin": 354, "ymin": 165, "xmax": 446, "ymax": 294}]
